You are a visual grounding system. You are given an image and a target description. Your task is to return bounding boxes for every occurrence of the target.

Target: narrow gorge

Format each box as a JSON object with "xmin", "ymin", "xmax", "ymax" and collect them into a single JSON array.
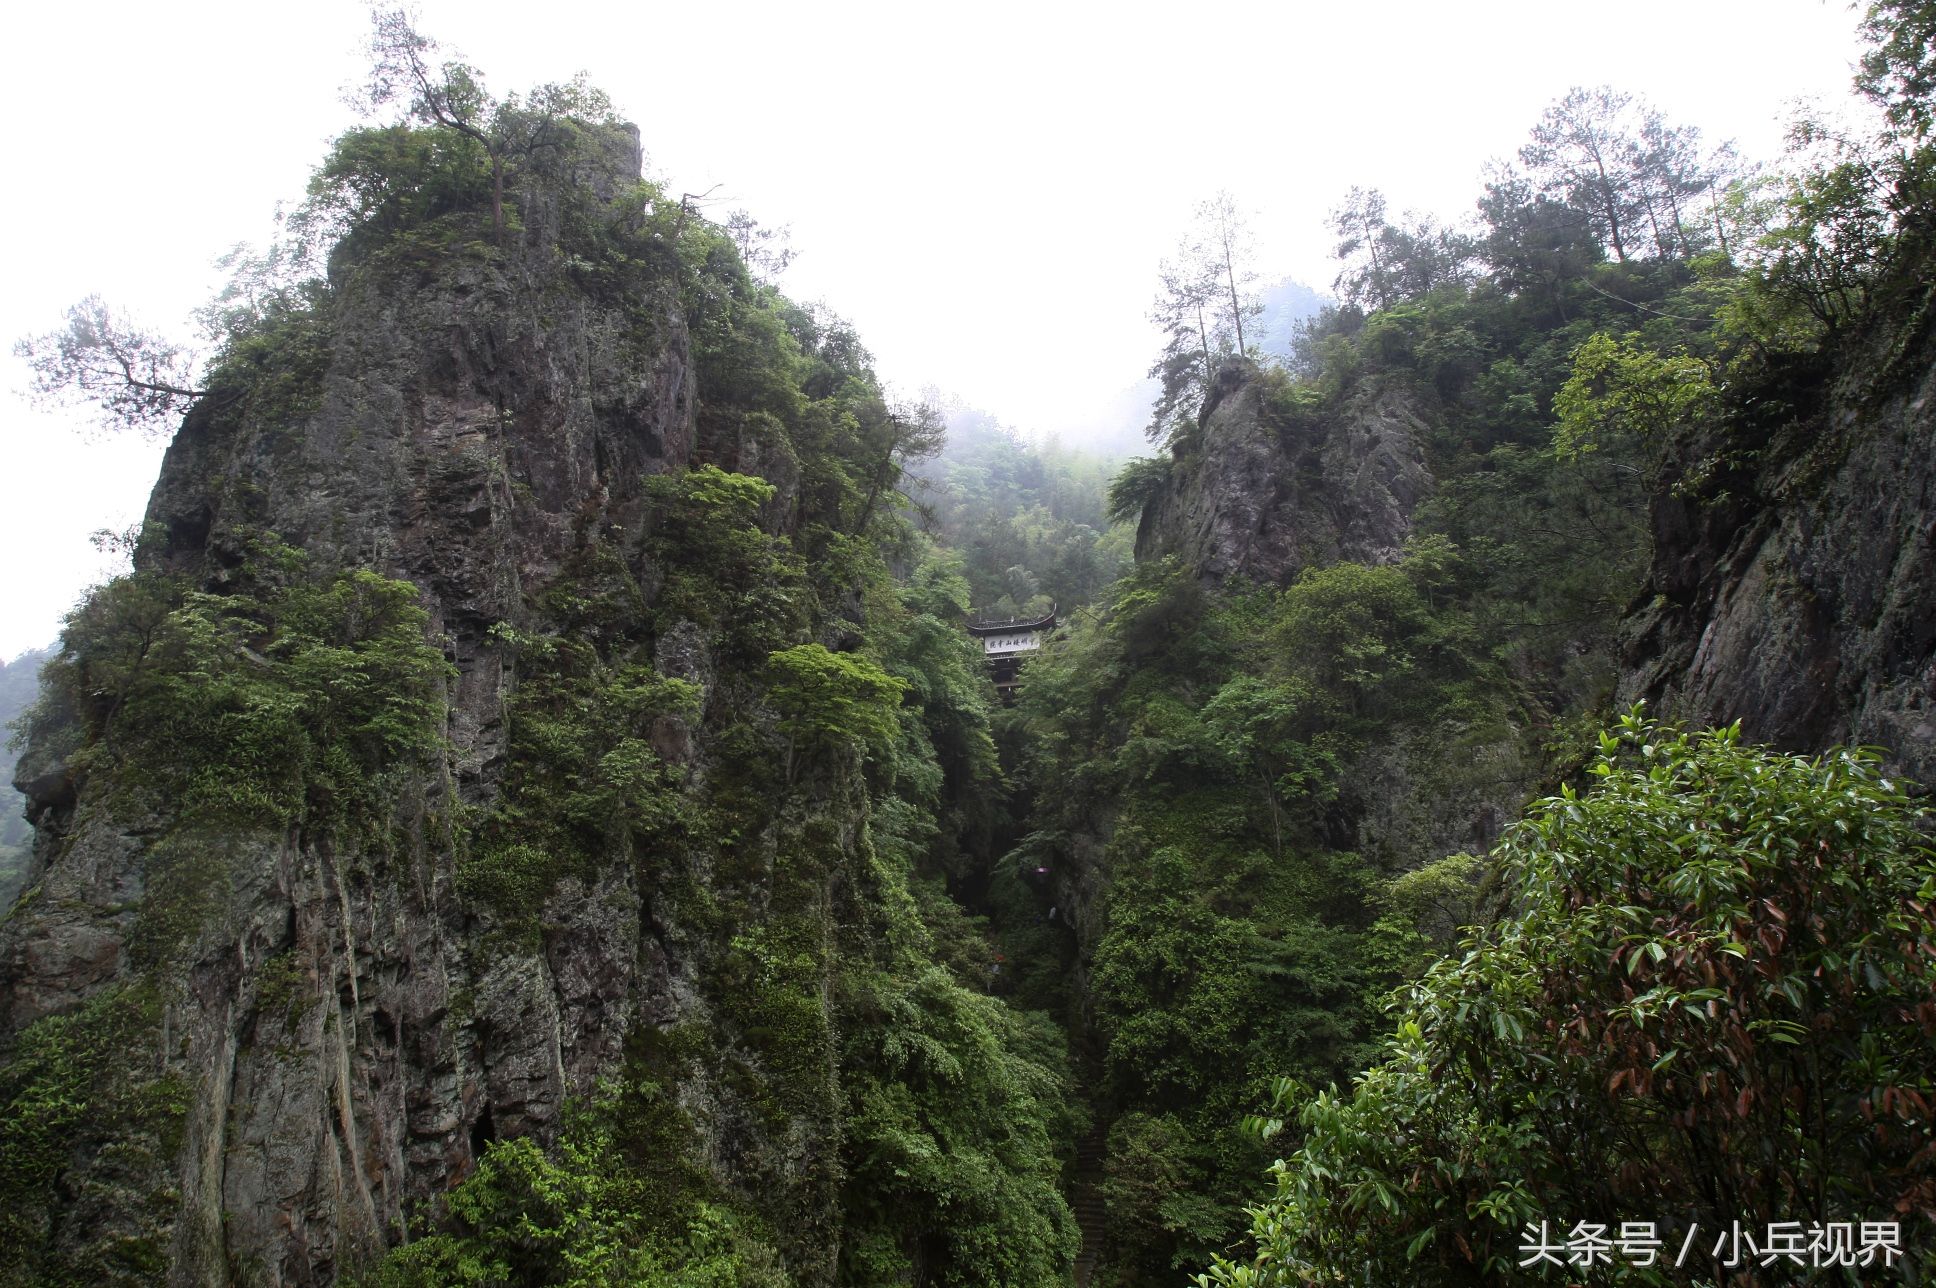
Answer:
[{"xmin": 4, "ymin": 5, "xmax": 1935, "ymax": 1285}]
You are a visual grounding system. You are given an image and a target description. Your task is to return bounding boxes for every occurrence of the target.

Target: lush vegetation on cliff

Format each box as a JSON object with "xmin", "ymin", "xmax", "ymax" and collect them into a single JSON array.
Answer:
[
  {"xmin": 5, "ymin": 4, "xmax": 1936, "ymax": 1287},
  {"xmin": 1201, "ymin": 715, "xmax": 1936, "ymax": 1287},
  {"xmin": 0, "ymin": 649, "xmax": 48, "ymax": 907},
  {"xmin": 5, "ymin": 15, "xmax": 1083, "ymax": 1286},
  {"xmin": 1080, "ymin": 2, "xmax": 1936, "ymax": 1282}
]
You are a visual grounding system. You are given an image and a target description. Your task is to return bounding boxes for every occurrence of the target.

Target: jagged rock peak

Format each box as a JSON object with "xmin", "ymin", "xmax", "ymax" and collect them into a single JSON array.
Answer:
[
  {"xmin": 1135, "ymin": 357, "xmax": 1434, "ymax": 586},
  {"xmin": 1, "ymin": 117, "xmax": 702, "ymax": 1282},
  {"xmin": 1620, "ymin": 288, "xmax": 1936, "ymax": 786}
]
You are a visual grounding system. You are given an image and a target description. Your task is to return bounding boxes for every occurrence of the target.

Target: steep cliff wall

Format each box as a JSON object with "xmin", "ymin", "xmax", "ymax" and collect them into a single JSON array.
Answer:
[
  {"xmin": 1134, "ymin": 359, "xmax": 1434, "ymax": 586},
  {"xmin": 0, "ymin": 123, "xmax": 710, "ymax": 1285},
  {"xmin": 1621, "ymin": 290, "xmax": 1936, "ymax": 786},
  {"xmin": 0, "ymin": 120, "xmax": 1068, "ymax": 1287},
  {"xmin": 0, "ymin": 651, "xmax": 46, "ymax": 909}
]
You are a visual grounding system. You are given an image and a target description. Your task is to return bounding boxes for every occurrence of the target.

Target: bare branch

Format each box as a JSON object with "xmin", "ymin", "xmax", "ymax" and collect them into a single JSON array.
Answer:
[{"xmin": 15, "ymin": 296, "xmax": 208, "ymax": 435}]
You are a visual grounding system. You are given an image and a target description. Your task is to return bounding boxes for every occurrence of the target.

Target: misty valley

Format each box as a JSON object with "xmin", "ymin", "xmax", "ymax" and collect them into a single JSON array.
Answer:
[{"xmin": 2, "ymin": 4, "xmax": 1935, "ymax": 1286}]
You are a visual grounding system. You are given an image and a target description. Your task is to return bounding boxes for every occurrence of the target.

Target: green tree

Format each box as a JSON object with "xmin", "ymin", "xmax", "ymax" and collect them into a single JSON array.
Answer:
[
  {"xmin": 1551, "ymin": 332, "xmax": 1719, "ymax": 462},
  {"xmin": 1477, "ymin": 170, "xmax": 1603, "ymax": 309},
  {"xmin": 366, "ymin": 1114, "xmax": 788, "ymax": 1287},
  {"xmin": 1328, "ymin": 187, "xmax": 1399, "ymax": 312},
  {"xmin": 1521, "ymin": 86, "xmax": 1648, "ymax": 264},
  {"xmin": 1199, "ymin": 191, "xmax": 1262, "ymax": 359},
  {"xmin": 1513, "ymin": 88, "xmax": 1729, "ymax": 268},
  {"xmin": 1858, "ymin": 0, "xmax": 1936, "ymax": 139},
  {"xmin": 1721, "ymin": 117, "xmax": 1927, "ymax": 341},
  {"xmin": 1199, "ymin": 676, "xmax": 1333, "ymax": 859},
  {"xmin": 1106, "ymin": 457, "xmax": 1173, "ymax": 528},
  {"xmin": 361, "ymin": 8, "xmax": 615, "ymax": 241},
  {"xmin": 1630, "ymin": 107, "xmax": 1735, "ymax": 260},
  {"xmin": 1328, "ymin": 189, "xmax": 1476, "ymax": 316},
  {"xmin": 1148, "ymin": 248, "xmax": 1223, "ymax": 444},
  {"xmin": 724, "ymin": 209, "xmax": 795, "ymax": 284},
  {"xmin": 851, "ymin": 399, "xmax": 947, "ymax": 534},
  {"xmin": 646, "ymin": 465, "xmax": 809, "ymax": 663},
  {"xmin": 1201, "ymin": 713, "xmax": 1936, "ymax": 1286},
  {"xmin": 14, "ymin": 296, "xmax": 208, "ymax": 433},
  {"xmin": 765, "ymin": 644, "xmax": 907, "ymax": 780},
  {"xmin": 1147, "ymin": 193, "xmax": 1263, "ymax": 443}
]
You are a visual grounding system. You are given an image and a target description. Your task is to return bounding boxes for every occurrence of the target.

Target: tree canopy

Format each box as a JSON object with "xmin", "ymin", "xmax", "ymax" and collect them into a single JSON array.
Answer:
[{"xmin": 1200, "ymin": 714, "xmax": 1936, "ymax": 1287}]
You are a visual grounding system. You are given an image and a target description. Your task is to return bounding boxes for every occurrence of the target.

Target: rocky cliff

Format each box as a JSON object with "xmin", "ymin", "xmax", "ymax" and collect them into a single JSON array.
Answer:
[
  {"xmin": 0, "ymin": 651, "xmax": 47, "ymax": 909},
  {"xmin": 0, "ymin": 118, "xmax": 1073, "ymax": 1287},
  {"xmin": 1621, "ymin": 287, "xmax": 1936, "ymax": 787},
  {"xmin": 1134, "ymin": 358, "xmax": 1434, "ymax": 586},
  {"xmin": 0, "ymin": 122, "xmax": 708, "ymax": 1285}
]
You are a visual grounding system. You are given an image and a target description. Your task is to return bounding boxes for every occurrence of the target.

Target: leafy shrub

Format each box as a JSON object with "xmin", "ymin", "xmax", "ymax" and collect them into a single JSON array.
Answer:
[
  {"xmin": 0, "ymin": 984, "xmax": 186, "ymax": 1280},
  {"xmin": 363, "ymin": 1118, "xmax": 786, "ymax": 1288},
  {"xmin": 647, "ymin": 466, "xmax": 810, "ymax": 664},
  {"xmin": 765, "ymin": 644, "xmax": 906, "ymax": 778},
  {"xmin": 30, "ymin": 563, "xmax": 451, "ymax": 830},
  {"xmin": 839, "ymin": 968, "xmax": 1081, "ymax": 1287},
  {"xmin": 1202, "ymin": 712, "xmax": 1936, "ymax": 1286}
]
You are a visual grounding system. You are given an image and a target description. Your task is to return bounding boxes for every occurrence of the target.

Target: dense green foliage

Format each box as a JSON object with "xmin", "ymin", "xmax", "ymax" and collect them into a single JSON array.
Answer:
[
  {"xmin": 367, "ymin": 1107, "xmax": 791, "ymax": 1287},
  {"xmin": 10, "ymin": 6, "xmax": 1936, "ymax": 1285},
  {"xmin": 767, "ymin": 644, "xmax": 906, "ymax": 769},
  {"xmin": 997, "ymin": 545, "xmax": 1520, "ymax": 1278},
  {"xmin": 1037, "ymin": 7, "xmax": 1936, "ymax": 1281},
  {"xmin": 21, "ymin": 553, "xmax": 451, "ymax": 835},
  {"xmin": 461, "ymin": 627, "xmax": 701, "ymax": 923},
  {"xmin": 0, "ymin": 648, "xmax": 49, "ymax": 906},
  {"xmin": 1200, "ymin": 715, "xmax": 1936, "ymax": 1286},
  {"xmin": 911, "ymin": 405, "xmax": 1130, "ymax": 617},
  {"xmin": 0, "ymin": 983, "xmax": 186, "ymax": 1283}
]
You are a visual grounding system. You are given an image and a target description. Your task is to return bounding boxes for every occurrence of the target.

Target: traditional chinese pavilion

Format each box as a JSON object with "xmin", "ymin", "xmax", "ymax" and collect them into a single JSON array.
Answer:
[{"xmin": 965, "ymin": 604, "xmax": 1057, "ymax": 700}]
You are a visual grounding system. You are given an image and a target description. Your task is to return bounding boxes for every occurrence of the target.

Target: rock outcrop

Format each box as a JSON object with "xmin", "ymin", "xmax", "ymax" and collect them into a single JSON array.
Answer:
[
  {"xmin": 1621, "ymin": 296, "xmax": 1936, "ymax": 786},
  {"xmin": 1134, "ymin": 359, "xmax": 1434, "ymax": 585},
  {"xmin": 0, "ymin": 123, "xmax": 826, "ymax": 1286},
  {"xmin": 0, "ymin": 650, "xmax": 47, "ymax": 909}
]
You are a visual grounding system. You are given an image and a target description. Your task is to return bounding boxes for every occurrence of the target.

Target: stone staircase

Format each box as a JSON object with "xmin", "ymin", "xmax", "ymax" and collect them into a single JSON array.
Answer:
[{"xmin": 1071, "ymin": 1122, "xmax": 1108, "ymax": 1287}]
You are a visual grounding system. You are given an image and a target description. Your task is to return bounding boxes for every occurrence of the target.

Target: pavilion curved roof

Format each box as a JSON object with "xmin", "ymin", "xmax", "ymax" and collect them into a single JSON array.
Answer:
[{"xmin": 964, "ymin": 604, "xmax": 1058, "ymax": 637}]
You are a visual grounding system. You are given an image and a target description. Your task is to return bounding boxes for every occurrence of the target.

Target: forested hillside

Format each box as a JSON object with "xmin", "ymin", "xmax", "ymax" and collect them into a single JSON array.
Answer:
[
  {"xmin": 1073, "ymin": 1, "xmax": 1936, "ymax": 1281},
  {"xmin": 909, "ymin": 406, "xmax": 1128, "ymax": 618},
  {"xmin": 0, "ymin": 650, "xmax": 49, "ymax": 908},
  {"xmin": 1, "ymin": 20, "xmax": 1078, "ymax": 1282},
  {"xmin": 1, "ymin": 4, "xmax": 1932, "ymax": 1287}
]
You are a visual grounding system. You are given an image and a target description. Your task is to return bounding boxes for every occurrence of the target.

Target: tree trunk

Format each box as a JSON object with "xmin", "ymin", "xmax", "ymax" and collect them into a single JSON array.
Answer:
[
  {"xmin": 1708, "ymin": 183, "xmax": 1731, "ymax": 260},
  {"xmin": 1225, "ymin": 259, "xmax": 1246, "ymax": 354},
  {"xmin": 490, "ymin": 157, "xmax": 505, "ymax": 242},
  {"xmin": 1367, "ymin": 229, "xmax": 1391, "ymax": 311},
  {"xmin": 1589, "ymin": 144, "xmax": 1629, "ymax": 263},
  {"xmin": 1640, "ymin": 188, "xmax": 1670, "ymax": 259}
]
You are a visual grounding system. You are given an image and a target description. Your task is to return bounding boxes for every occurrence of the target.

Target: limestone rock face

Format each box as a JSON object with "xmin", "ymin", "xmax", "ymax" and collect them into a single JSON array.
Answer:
[
  {"xmin": 1621, "ymin": 309, "xmax": 1936, "ymax": 786},
  {"xmin": 143, "ymin": 128, "xmax": 690, "ymax": 803},
  {"xmin": 0, "ymin": 650, "xmax": 46, "ymax": 909},
  {"xmin": 0, "ymin": 125, "xmax": 767, "ymax": 1286},
  {"xmin": 1135, "ymin": 359, "xmax": 1434, "ymax": 586}
]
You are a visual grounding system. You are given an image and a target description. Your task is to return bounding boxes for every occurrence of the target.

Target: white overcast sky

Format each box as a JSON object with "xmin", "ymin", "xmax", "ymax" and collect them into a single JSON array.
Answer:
[{"xmin": 0, "ymin": 0, "xmax": 1870, "ymax": 660}]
